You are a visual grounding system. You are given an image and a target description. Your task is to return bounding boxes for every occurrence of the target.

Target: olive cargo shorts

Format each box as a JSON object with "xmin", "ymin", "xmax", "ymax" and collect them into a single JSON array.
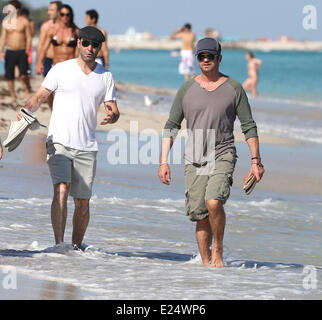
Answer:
[{"xmin": 184, "ymin": 152, "xmax": 237, "ymax": 221}]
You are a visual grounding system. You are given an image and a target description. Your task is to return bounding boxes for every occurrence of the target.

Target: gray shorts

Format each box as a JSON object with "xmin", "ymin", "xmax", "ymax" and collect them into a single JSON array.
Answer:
[
  {"xmin": 46, "ymin": 142, "xmax": 97, "ymax": 199},
  {"xmin": 184, "ymin": 152, "xmax": 237, "ymax": 222}
]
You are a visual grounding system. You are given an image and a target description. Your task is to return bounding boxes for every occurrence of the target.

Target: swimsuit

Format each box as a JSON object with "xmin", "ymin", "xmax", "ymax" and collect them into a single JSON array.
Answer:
[
  {"xmin": 51, "ymin": 34, "xmax": 77, "ymax": 47},
  {"xmin": 179, "ymin": 50, "xmax": 195, "ymax": 75},
  {"xmin": 5, "ymin": 49, "xmax": 28, "ymax": 80}
]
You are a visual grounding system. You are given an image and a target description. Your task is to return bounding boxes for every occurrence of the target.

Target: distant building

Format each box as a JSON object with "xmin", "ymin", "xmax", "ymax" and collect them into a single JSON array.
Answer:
[
  {"xmin": 109, "ymin": 27, "xmax": 154, "ymax": 42},
  {"xmin": 204, "ymin": 27, "xmax": 221, "ymax": 41}
]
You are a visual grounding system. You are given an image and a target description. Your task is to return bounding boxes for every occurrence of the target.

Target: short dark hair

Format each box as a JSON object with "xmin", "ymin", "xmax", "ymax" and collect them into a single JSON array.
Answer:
[
  {"xmin": 247, "ymin": 51, "xmax": 254, "ymax": 58},
  {"xmin": 20, "ymin": 7, "xmax": 29, "ymax": 16},
  {"xmin": 86, "ymin": 9, "xmax": 99, "ymax": 23},
  {"xmin": 184, "ymin": 23, "xmax": 192, "ymax": 30},
  {"xmin": 50, "ymin": 1, "xmax": 62, "ymax": 11},
  {"xmin": 8, "ymin": 0, "xmax": 22, "ymax": 10}
]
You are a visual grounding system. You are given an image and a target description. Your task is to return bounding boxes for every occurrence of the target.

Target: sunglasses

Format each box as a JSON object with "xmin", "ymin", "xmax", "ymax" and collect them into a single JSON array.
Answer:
[
  {"xmin": 197, "ymin": 53, "xmax": 216, "ymax": 62},
  {"xmin": 60, "ymin": 12, "xmax": 71, "ymax": 17},
  {"xmin": 81, "ymin": 39, "xmax": 100, "ymax": 48}
]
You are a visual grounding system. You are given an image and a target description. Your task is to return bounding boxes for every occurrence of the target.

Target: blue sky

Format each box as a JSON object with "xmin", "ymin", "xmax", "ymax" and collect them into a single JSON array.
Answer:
[{"xmin": 25, "ymin": 0, "xmax": 321, "ymax": 40}]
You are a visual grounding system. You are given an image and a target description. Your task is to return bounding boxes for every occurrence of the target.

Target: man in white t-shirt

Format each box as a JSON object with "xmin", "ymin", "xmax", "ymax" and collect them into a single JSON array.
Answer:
[{"xmin": 17, "ymin": 26, "xmax": 120, "ymax": 249}]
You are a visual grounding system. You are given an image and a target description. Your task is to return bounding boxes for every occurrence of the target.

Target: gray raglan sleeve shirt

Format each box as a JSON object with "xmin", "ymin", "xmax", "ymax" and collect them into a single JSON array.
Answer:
[{"xmin": 162, "ymin": 78, "xmax": 258, "ymax": 141}]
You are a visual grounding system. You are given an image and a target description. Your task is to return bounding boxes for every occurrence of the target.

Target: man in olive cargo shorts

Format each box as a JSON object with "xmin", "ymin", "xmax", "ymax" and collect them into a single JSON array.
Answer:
[{"xmin": 158, "ymin": 38, "xmax": 265, "ymax": 268}]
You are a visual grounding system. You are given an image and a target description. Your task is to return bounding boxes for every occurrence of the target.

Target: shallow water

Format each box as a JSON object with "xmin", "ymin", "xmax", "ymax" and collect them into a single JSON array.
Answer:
[{"xmin": 0, "ymin": 133, "xmax": 321, "ymax": 300}]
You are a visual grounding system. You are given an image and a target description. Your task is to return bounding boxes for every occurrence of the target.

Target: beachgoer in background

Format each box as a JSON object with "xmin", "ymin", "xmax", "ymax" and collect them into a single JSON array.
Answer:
[
  {"xmin": 36, "ymin": 4, "xmax": 79, "ymax": 70},
  {"xmin": 171, "ymin": 23, "xmax": 196, "ymax": 81},
  {"xmin": 36, "ymin": 1, "xmax": 62, "ymax": 77},
  {"xmin": 20, "ymin": 8, "xmax": 35, "ymax": 75},
  {"xmin": 158, "ymin": 37, "xmax": 264, "ymax": 268},
  {"xmin": 36, "ymin": 3, "xmax": 79, "ymax": 111},
  {"xmin": 85, "ymin": 9, "xmax": 109, "ymax": 69},
  {"xmin": 243, "ymin": 51, "xmax": 262, "ymax": 99},
  {"xmin": 17, "ymin": 26, "xmax": 119, "ymax": 249},
  {"xmin": 0, "ymin": 0, "xmax": 32, "ymax": 103}
]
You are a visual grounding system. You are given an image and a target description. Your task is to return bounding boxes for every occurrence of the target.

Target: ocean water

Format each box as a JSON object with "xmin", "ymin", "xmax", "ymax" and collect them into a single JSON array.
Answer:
[
  {"xmin": 0, "ymin": 133, "xmax": 321, "ymax": 300},
  {"xmin": 108, "ymin": 49, "xmax": 322, "ymax": 107},
  {"xmin": 1, "ymin": 48, "xmax": 322, "ymax": 107}
]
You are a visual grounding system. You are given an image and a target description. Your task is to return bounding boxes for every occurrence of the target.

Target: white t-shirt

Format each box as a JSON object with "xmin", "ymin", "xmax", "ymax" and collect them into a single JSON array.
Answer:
[{"xmin": 42, "ymin": 58, "xmax": 116, "ymax": 151}]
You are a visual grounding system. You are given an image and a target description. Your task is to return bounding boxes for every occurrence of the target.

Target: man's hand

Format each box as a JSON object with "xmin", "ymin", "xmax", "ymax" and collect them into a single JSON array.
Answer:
[
  {"xmin": 17, "ymin": 111, "xmax": 23, "ymax": 120},
  {"xmin": 101, "ymin": 101, "xmax": 119, "ymax": 125},
  {"xmin": 158, "ymin": 164, "xmax": 171, "ymax": 185},
  {"xmin": 100, "ymin": 108, "xmax": 115, "ymax": 125},
  {"xmin": 248, "ymin": 163, "xmax": 265, "ymax": 182},
  {"xmin": 35, "ymin": 62, "xmax": 44, "ymax": 75}
]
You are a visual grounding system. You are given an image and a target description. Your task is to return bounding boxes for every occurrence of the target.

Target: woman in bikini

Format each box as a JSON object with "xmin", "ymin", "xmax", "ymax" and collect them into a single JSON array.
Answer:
[
  {"xmin": 243, "ymin": 51, "xmax": 262, "ymax": 99},
  {"xmin": 36, "ymin": 4, "xmax": 79, "ymax": 110},
  {"xmin": 36, "ymin": 4, "xmax": 79, "ymax": 72}
]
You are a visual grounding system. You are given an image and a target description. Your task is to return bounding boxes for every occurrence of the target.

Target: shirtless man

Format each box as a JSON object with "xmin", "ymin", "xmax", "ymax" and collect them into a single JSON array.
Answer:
[
  {"xmin": 0, "ymin": 0, "xmax": 32, "ymax": 103},
  {"xmin": 85, "ymin": 9, "xmax": 109, "ymax": 69},
  {"xmin": 243, "ymin": 51, "xmax": 262, "ymax": 99},
  {"xmin": 36, "ymin": 1, "xmax": 62, "ymax": 77},
  {"xmin": 171, "ymin": 23, "xmax": 196, "ymax": 81}
]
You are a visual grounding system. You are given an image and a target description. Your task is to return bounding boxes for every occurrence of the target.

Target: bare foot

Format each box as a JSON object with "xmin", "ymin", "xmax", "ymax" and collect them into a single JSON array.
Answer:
[{"xmin": 210, "ymin": 247, "xmax": 224, "ymax": 268}]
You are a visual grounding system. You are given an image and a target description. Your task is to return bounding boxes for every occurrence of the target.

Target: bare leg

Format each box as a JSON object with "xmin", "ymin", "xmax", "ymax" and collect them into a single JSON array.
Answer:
[
  {"xmin": 51, "ymin": 182, "xmax": 70, "ymax": 244},
  {"xmin": 196, "ymin": 218, "xmax": 212, "ymax": 266},
  {"xmin": 20, "ymin": 75, "xmax": 31, "ymax": 99},
  {"xmin": 8, "ymin": 80, "xmax": 16, "ymax": 103},
  {"xmin": 207, "ymin": 199, "xmax": 226, "ymax": 268},
  {"xmin": 251, "ymin": 79, "xmax": 258, "ymax": 98},
  {"xmin": 72, "ymin": 198, "xmax": 90, "ymax": 248}
]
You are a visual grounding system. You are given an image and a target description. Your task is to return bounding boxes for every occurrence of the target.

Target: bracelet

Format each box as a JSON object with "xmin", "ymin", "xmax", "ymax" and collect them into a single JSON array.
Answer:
[
  {"xmin": 159, "ymin": 161, "xmax": 168, "ymax": 166},
  {"xmin": 251, "ymin": 156, "xmax": 261, "ymax": 160},
  {"xmin": 252, "ymin": 162, "xmax": 264, "ymax": 168}
]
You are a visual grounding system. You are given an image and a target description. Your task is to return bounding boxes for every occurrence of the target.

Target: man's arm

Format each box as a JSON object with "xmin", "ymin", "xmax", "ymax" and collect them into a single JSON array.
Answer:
[
  {"xmin": 0, "ymin": 23, "xmax": 7, "ymax": 61},
  {"xmin": 36, "ymin": 31, "xmax": 52, "ymax": 74},
  {"xmin": 98, "ymin": 28, "xmax": 109, "ymax": 68},
  {"xmin": 246, "ymin": 136, "xmax": 265, "ymax": 182},
  {"xmin": 170, "ymin": 27, "xmax": 183, "ymax": 40},
  {"xmin": 19, "ymin": 86, "xmax": 53, "ymax": 115},
  {"xmin": 158, "ymin": 137, "xmax": 174, "ymax": 185},
  {"xmin": 24, "ymin": 18, "xmax": 32, "ymax": 54},
  {"xmin": 36, "ymin": 22, "xmax": 48, "ymax": 59},
  {"xmin": 101, "ymin": 100, "xmax": 120, "ymax": 125}
]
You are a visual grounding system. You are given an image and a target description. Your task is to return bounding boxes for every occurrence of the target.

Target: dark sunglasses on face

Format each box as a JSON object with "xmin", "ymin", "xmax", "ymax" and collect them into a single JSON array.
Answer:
[
  {"xmin": 81, "ymin": 39, "xmax": 100, "ymax": 48},
  {"xmin": 197, "ymin": 53, "xmax": 216, "ymax": 62},
  {"xmin": 60, "ymin": 12, "xmax": 71, "ymax": 17}
]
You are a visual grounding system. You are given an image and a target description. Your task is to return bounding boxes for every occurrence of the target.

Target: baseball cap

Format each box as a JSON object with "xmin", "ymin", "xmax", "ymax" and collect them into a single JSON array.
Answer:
[
  {"xmin": 195, "ymin": 37, "xmax": 221, "ymax": 56},
  {"xmin": 79, "ymin": 26, "xmax": 105, "ymax": 43}
]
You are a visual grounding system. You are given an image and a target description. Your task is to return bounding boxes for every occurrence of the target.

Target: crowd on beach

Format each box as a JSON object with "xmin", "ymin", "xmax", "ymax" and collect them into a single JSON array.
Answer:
[
  {"xmin": 0, "ymin": 0, "xmax": 265, "ymax": 268},
  {"xmin": 0, "ymin": 1, "xmax": 109, "ymax": 105}
]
